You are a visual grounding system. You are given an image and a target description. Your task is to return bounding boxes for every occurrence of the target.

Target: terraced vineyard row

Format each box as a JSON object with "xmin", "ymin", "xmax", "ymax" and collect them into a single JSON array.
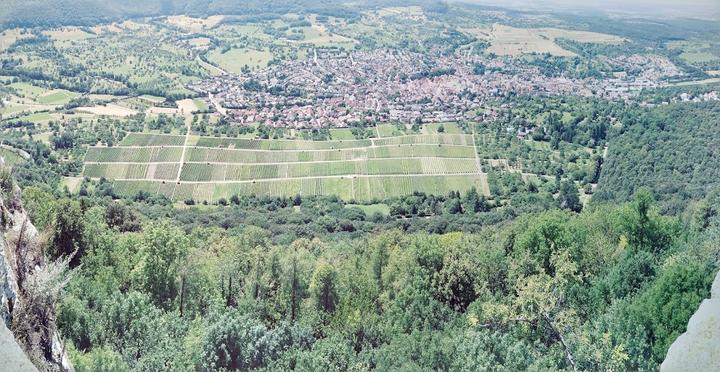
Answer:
[
  {"xmin": 86, "ymin": 132, "xmax": 489, "ymax": 202},
  {"xmin": 87, "ymin": 144, "xmax": 476, "ymax": 165},
  {"xmin": 85, "ymin": 147, "xmax": 183, "ymax": 163},
  {"xmin": 120, "ymin": 133, "xmax": 186, "ymax": 146},
  {"xmin": 112, "ymin": 174, "xmax": 490, "ymax": 202},
  {"xmin": 84, "ymin": 163, "xmax": 180, "ymax": 180}
]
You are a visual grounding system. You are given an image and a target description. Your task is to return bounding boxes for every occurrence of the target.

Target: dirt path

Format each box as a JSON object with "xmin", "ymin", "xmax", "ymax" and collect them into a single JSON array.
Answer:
[
  {"xmin": 170, "ymin": 117, "xmax": 192, "ymax": 200},
  {"xmin": 208, "ymin": 93, "xmax": 228, "ymax": 116},
  {"xmin": 472, "ymin": 125, "xmax": 485, "ymax": 175}
]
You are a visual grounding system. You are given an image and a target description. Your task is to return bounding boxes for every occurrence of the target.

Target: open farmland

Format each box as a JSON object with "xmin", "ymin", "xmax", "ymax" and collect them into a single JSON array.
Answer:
[
  {"xmin": 83, "ymin": 132, "xmax": 489, "ymax": 202},
  {"xmin": 465, "ymin": 24, "xmax": 625, "ymax": 57}
]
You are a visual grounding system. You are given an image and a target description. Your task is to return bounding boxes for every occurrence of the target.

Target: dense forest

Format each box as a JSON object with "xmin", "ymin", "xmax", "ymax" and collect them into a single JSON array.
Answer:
[
  {"xmin": 595, "ymin": 101, "xmax": 720, "ymax": 214},
  {"xmin": 20, "ymin": 184, "xmax": 714, "ymax": 370}
]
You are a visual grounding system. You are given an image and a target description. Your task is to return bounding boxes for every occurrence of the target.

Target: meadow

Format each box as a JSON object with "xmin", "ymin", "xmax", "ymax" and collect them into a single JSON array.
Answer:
[
  {"xmin": 84, "ymin": 131, "xmax": 488, "ymax": 202},
  {"xmin": 207, "ymin": 47, "xmax": 274, "ymax": 73}
]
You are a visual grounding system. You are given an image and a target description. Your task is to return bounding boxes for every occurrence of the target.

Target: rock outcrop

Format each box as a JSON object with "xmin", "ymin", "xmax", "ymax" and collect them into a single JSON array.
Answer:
[
  {"xmin": 0, "ymin": 321, "xmax": 37, "ymax": 371},
  {"xmin": 661, "ymin": 270, "xmax": 720, "ymax": 371},
  {"xmin": 0, "ymin": 173, "xmax": 72, "ymax": 371}
]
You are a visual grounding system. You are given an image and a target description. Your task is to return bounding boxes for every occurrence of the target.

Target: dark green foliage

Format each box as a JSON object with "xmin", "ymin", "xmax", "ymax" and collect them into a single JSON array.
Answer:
[
  {"xmin": 632, "ymin": 262, "xmax": 713, "ymax": 362},
  {"xmin": 558, "ymin": 180, "xmax": 582, "ymax": 212},
  {"xmin": 595, "ymin": 102, "xmax": 720, "ymax": 213},
  {"xmin": 50, "ymin": 199, "xmax": 85, "ymax": 267},
  {"xmin": 51, "ymin": 193, "xmax": 718, "ymax": 370}
]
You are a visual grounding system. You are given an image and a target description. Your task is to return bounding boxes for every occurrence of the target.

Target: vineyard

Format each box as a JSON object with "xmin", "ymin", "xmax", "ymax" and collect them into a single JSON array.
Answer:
[{"xmin": 84, "ymin": 132, "xmax": 489, "ymax": 202}]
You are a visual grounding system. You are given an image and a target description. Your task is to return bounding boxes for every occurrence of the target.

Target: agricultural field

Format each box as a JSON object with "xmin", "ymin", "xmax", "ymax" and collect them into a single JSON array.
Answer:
[
  {"xmin": 84, "ymin": 131, "xmax": 489, "ymax": 202},
  {"xmin": 466, "ymin": 24, "xmax": 624, "ymax": 57},
  {"xmin": 164, "ymin": 15, "xmax": 225, "ymax": 32},
  {"xmin": 666, "ymin": 40, "xmax": 720, "ymax": 69}
]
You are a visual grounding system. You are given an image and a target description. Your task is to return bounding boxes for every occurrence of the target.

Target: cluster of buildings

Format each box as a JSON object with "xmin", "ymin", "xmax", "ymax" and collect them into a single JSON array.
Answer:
[
  {"xmin": 598, "ymin": 54, "xmax": 685, "ymax": 100},
  {"xmin": 189, "ymin": 49, "xmax": 690, "ymax": 128},
  {"xmin": 678, "ymin": 91, "xmax": 720, "ymax": 103},
  {"xmin": 189, "ymin": 49, "xmax": 597, "ymax": 128}
]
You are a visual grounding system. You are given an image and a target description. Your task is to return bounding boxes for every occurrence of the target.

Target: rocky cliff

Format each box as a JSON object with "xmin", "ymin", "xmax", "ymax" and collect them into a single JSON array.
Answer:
[
  {"xmin": 661, "ymin": 270, "xmax": 720, "ymax": 371},
  {"xmin": 0, "ymin": 171, "xmax": 71, "ymax": 371}
]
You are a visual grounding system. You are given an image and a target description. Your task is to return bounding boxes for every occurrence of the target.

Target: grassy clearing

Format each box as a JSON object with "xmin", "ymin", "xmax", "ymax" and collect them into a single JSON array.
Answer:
[
  {"xmin": 176, "ymin": 99, "xmax": 198, "ymax": 113},
  {"xmin": 207, "ymin": 48, "xmax": 274, "ymax": 73},
  {"xmin": 61, "ymin": 177, "xmax": 83, "ymax": 193},
  {"xmin": 12, "ymin": 112, "xmax": 53, "ymax": 123},
  {"xmin": 300, "ymin": 25, "xmax": 356, "ymax": 47},
  {"xmin": 139, "ymin": 95, "xmax": 166, "ymax": 104},
  {"xmin": 329, "ymin": 128, "xmax": 356, "ymax": 140},
  {"xmin": 423, "ymin": 122, "xmax": 463, "ymax": 134},
  {"xmin": 377, "ymin": 124, "xmax": 406, "ymax": 137},
  {"xmin": 8, "ymin": 82, "xmax": 50, "ymax": 98},
  {"xmin": 193, "ymin": 99, "xmax": 209, "ymax": 112},
  {"xmin": 667, "ymin": 40, "xmax": 720, "ymax": 66},
  {"xmin": 0, "ymin": 29, "xmax": 30, "ymax": 51},
  {"xmin": 37, "ymin": 89, "xmax": 80, "ymax": 105},
  {"xmin": 669, "ymin": 77, "xmax": 720, "ymax": 86}
]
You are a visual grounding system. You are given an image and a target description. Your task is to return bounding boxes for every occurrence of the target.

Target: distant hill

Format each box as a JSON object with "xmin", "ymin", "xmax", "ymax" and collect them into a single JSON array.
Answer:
[
  {"xmin": 0, "ymin": 0, "xmax": 445, "ymax": 29},
  {"xmin": 456, "ymin": 0, "xmax": 720, "ymax": 20}
]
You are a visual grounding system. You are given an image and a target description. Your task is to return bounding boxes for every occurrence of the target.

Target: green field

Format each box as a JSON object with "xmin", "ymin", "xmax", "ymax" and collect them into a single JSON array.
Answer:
[
  {"xmin": 12, "ymin": 112, "xmax": 53, "ymax": 123},
  {"xmin": 36, "ymin": 89, "xmax": 80, "ymax": 105},
  {"xmin": 193, "ymin": 99, "xmax": 209, "ymax": 111},
  {"xmin": 207, "ymin": 47, "xmax": 274, "ymax": 73},
  {"xmin": 85, "ymin": 132, "xmax": 488, "ymax": 202}
]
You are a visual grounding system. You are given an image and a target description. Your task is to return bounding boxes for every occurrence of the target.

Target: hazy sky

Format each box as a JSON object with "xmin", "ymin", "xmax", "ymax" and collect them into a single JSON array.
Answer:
[{"xmin": 453, "ymin": 0, "xmax": 720, "ymax": 19}]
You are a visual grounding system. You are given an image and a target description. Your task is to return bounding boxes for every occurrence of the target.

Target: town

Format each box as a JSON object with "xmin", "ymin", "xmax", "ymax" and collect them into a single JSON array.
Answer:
[{"xmin": 189, "ymin": 48, "xmax": 685, "ymax": 128}]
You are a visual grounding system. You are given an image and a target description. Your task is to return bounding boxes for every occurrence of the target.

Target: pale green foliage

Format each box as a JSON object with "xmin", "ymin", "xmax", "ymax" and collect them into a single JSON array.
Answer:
[
  {"xmin": 310, "ymin": 262, "xmax": 338, "ymax": 314},
  {"xmin": 71, "ymin": 346, "xmax": 130, "ymax": 372},
  {"xmin": 22, "ymin": 186, "xmax": 56, "ymax": 230},
  {"xmin": 137, "ymin": 220, "xmax": 190, "ymax": 308}
]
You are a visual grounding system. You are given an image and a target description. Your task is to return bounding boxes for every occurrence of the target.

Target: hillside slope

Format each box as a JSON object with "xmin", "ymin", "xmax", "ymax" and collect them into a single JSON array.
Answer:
[{"xmin": 594, "ymin": 102, "xmax": 720, "ymax": 213}]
